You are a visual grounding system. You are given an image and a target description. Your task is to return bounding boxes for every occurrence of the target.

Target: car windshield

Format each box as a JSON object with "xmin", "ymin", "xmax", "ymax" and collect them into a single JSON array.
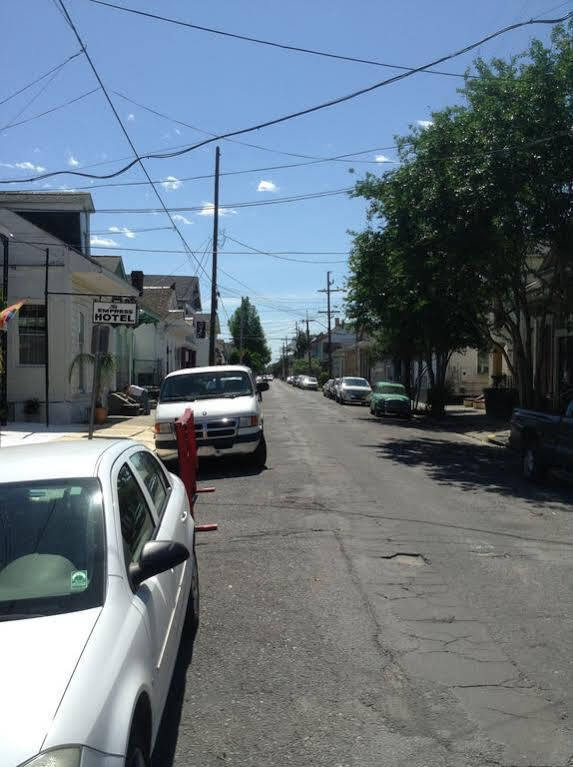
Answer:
[
  {"xmin": 343, "ymin": 378, "xmax": 370, "ymax": 387},
  {"xmin": 160, "ymin": 371, "xmax": 254, "ymax": 401},
  {"xmin": 0, "ymin": 479, "xmax": 105, "ymax": 620},
  {"xmin": 308, "ymin": 377, "xmax": 318, "ymax": 383},
  {"xmin": 376, "ymin": 383, "xmax": 407, "ymax": 395}
]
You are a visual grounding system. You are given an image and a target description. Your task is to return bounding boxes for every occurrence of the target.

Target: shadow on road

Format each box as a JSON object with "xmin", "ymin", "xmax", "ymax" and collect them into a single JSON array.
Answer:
[
  {"xmin": 199, "ymin": 456, "xmax": 267, "ymax": 481},
  {"xmin": 364, "ymin": 436, "xmax": 573, "ymax": 507},
  {"xmin": 152, "ymin": 634, "xmax": 196, "ymax": 767},
  {"xmin": 356, "ymin": 409, "xmax": 509, "ymax": 438}
]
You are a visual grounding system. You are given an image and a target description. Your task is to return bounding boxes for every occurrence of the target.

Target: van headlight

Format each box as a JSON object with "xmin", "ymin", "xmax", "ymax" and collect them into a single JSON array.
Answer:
[
  {"xmin": 239, "ymin": 415, "xmax": 259, "ymax": 428},
  {"xmin": 154, "ymin": 422, "xmax": 173, "ymax": 434}
]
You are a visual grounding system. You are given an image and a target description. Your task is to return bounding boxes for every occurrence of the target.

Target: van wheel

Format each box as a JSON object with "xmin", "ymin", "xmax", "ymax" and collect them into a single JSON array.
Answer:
[
  {"xmin": 126, "ymin": 725, "xmax": 151, "ymax": 767},
  {"xmin": 522, "ymin": 442, "xmax": 547, "ymax": 482},
  {"xmin": 252, "ymin": 433, "xmax": 267, "ymax": 467}
]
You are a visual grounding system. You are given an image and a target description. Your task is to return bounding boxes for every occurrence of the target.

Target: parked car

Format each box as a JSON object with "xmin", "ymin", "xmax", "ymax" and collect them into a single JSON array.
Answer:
[
  {"xmin": 155, "ymin": 365, "xmax": 268, "ymax": 466},
  {"xmin": 332, "ymin": 378, "xmax": 342, "ymax": 400},
  {"xmin": 509, "ymin": 398, "xmax": 573, "ymax": 480},
  {"xmin": 286, "ymin": 375, "xmax": 294, "ymax": 385},
  {"xmin": 0, "ymin": 439, "xmax": 197, "ymax": 767},
  {"xmin": 323, "ymin": 379, "xmax": 334, "ymax": 397},
  {"xmin": 336, "ymin": 377, "xmax": 372, "ymax": 405},
  {"xmin": 299, "ymin": 375, "xmax": 319, "ymax": 391},
  {"xmin": 370, "ymin": 381, "xmax": 411, "ymax": 418}
]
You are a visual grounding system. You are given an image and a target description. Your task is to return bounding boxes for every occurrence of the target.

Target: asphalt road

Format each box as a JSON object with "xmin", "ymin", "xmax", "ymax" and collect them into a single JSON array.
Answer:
[{"xmin": 154, "ymin": 382, "xmax": 573, "ymax": 767}]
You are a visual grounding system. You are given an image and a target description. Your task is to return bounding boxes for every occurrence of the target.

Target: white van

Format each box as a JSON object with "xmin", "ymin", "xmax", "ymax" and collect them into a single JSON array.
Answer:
[{"xmin": 154, "ymin": 365, "xmax": 268, "ymax": 466}]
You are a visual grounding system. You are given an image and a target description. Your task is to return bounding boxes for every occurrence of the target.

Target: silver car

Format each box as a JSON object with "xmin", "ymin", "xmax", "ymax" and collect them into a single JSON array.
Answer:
[
  {"xmin": 336, "ymin": 376, "xmax": 372, "ymax": 405},
  {"xmin": 0, "ymin": 440, "xmax": 197, "ymax": 767}
]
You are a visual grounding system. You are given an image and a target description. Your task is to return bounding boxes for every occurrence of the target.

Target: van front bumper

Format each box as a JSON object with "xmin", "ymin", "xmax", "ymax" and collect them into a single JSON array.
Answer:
[{"xmin": 155, "ymin": 429, "xmax": 261, "ymax": 460}]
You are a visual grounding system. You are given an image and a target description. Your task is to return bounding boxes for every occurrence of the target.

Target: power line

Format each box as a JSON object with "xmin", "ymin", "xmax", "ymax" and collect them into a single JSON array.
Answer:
[
  {"xmin": 88, "ymin": 0, "xmax": 489, "ymax": 80},
  {"xmin": 1, "ymin": 88, "xmax": 101, "ymax": 133},
  {"xmin": 3, "ymin": 10, "xmax": 569, "ymax": 185},
  {"xmin": 222, "ymin": 234, "xmax": 347, "ymax": 264},
  {"xmin": 55, "ymin": 0, "xmax": 210, "ymax": 285},
  {"xmin": 1, "ymin": 68, "xmax": 63, "ymax": 133},
  {"xmin": 87, "ymin": 187, "xmax": 354, "ymax": 213},
  {"xmin": 0, "ymin": 51, "xmax": 82, "ymax": 108}
]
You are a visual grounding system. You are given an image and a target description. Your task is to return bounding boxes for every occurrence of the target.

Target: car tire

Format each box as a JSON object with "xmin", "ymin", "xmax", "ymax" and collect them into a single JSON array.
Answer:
[
  {"xmin": 252, "ymin": 433, "xmax": 267, "ymax": 468},
  {"xmin": 183, "ymin": 546, "xmax": 200, "ymax": 640},
  {"xmin": 126, "ymin": 724, "xmax": 151, "ymax": 767},
  {"xmin": 522, "ymin": 442, "xmax": 547, "ymax": 482}
]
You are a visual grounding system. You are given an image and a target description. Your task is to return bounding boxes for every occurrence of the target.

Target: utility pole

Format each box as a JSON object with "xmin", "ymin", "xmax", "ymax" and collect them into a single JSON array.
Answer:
[
  {"xmin": 0, "ymin": 233, "xmax": 9, "ymax": 427},
  {"xmin": 306, "ymin": 310, "xmax": 312, "ymax": 374},
  {"xmin": 239, "ymin": 296, "xmax": 244, "ymax": 363},
  {"xmin": 208, "ymin": 145, "xmax": 221, "ymax": 365},
  {"xmin": 283, "ymin": 336, "xmax": 289, "ymax": 379},
  {"xmin": 318, "ymin": 271, "xmax": 343, "ymax": 379}
]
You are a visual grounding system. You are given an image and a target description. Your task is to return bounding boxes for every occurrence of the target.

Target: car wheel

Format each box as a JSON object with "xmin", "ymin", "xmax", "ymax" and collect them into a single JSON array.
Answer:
[
  {"xmin": 522, "ymin": 442, "xmax": 547, "ymax": 482},
  {"xmin": 183, "ymin": 546, "xmax": 200, "ymax": 639},
  {"xmin": 252, "ymin": 433, "xmax": 267, "ymax": 468},
  {"xmin": 126, "ymin": 725, "xmax": 151, "ymax": 767}
]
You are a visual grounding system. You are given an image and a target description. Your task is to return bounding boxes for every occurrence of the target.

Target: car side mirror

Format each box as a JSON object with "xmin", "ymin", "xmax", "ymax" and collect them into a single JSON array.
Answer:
[
  {"xmin": 129, "ymin": 540, "xmax": 189, "ymax": 590},
  {"xmin": 257, "ymin": 381, "xmax": 269, "ymax": 392}
]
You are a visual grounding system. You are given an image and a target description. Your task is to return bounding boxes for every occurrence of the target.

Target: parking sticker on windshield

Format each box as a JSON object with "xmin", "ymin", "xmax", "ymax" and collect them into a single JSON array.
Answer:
[{"xmin": 70, "ymin": 570, "xmax": 88, "ymax": 592}]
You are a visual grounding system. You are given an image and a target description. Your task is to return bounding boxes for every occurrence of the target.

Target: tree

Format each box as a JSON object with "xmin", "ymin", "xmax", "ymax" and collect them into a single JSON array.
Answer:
[
  {"xmin": 348, "ymin": 21, "xmax": 573, "ymax": 409},
  {"xmin": 228, "ymin": 297, "xmax": 271, "ymax": 373}
]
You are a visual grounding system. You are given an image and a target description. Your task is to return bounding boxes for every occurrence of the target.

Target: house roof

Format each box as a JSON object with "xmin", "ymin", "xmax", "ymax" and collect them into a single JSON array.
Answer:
[
  {"xmin": 0, "ymin": 191, "xmax": 95, "ymax": 213},
  {"xmin": 142, "ymin": 274, "xmax": 201, "ymax": 310},
  {"xmin": 140, "ymin": 286, "xmax": 174, "ymax": 318},
  {"xmin": 91, "ymin": 255, "xmax": 126, "ymax": 278}
]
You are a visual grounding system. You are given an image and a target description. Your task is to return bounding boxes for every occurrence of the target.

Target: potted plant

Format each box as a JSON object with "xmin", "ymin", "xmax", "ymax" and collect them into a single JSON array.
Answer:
[
  {"xmin": 23, "ymin": 397, "xmax": 41, "ymax": 422},
  {"xmin": 69, "ymin": 352, "xmax": 117, "ymax": 424}
]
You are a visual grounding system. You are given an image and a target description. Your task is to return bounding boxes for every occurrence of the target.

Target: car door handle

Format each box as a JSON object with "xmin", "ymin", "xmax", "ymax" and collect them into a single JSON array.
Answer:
[{"xmin": 180, "ymin": 511, "xmax": 188, "ymax": 522}]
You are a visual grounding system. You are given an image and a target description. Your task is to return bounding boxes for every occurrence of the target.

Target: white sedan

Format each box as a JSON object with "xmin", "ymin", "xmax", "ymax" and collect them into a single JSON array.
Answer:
[{"xmin": 0, "ymin": 439, "xmax": 198, "ymax": 767}]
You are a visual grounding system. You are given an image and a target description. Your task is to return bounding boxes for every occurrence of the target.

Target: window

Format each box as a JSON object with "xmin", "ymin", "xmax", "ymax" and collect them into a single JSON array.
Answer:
[
  {"xmin": 477, "ymin": 350, "xmax": 490, "ymax": 375},
  {"xmin": 78, "ymin": 312, "xmax": 85, "ymax": 391},
  {"xmin": 116, "ymin": 464, "xmax": 155, "ymax": 566},
  {"xmin": 0, "ymin": 479, "xmax": 105, "ymax": 618},
  {"xmin": 91, "ymin": 325, "xmax": 110, "ymax": 354},
  {"xmin": 160, "ymin": 370, "xmax": 254, "ymax": 402},
  {"xmin": 131, "ymin": 451, "xmax": 169, "ymax": 515},
  {"xmin": 19, "ymin": 304, "xmax": 46, "ymax": 365}
]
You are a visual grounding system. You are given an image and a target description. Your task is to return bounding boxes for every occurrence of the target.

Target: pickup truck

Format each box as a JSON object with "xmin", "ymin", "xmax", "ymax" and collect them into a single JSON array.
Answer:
[{"xmin": 509, "ymin": 399, "xmax": 573, "ymax": 480}]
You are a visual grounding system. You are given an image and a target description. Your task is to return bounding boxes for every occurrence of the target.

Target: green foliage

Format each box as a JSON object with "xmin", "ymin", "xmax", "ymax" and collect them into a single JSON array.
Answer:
[
  {"xmin": 227, "ymin": 297, "xmax": 271, "ymax": 374},
  {"xmin": 348, "ymin": 21, "xmax": 573, "ymax": 409},
  {"xmin": 68, "ymin": 352, "xmax": 117, "ymax": 407},
  {"xmin": 292, "ymin": 358, "xmax": 321, "ymax": 377}
]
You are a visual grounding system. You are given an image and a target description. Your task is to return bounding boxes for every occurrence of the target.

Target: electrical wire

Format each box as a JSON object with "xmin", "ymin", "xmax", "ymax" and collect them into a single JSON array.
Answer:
[
  {"xmin": 88, "ymin": 0, "xmax": 490, "ymax": 80},
  {"xmin": 1, "ymin": 87, "xmax": 101, "ymax": 133},
  {"xmin": 0, "ymin": 51, "xmax": 82, "ymax": 107},
  {"xmin": 221, "ymin": 235, "xmax": 348, "ymax": 264},
  {"xmin": 1, "ymin": 68, "xmax": 63, "ymax": 132},
  {"xmin": 86, "ymin": 187, "xmax": 354, "ymax": 213},
  {"xmin": 3, "ymin": 10, "xmax": 569, "ymax": 185},
  {"xmin": 55, "ymin": 0, "xmax": 211, "ymax": 285}
]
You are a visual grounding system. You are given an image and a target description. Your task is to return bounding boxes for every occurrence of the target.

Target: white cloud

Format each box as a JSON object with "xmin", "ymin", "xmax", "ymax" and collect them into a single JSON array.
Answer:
[
  {"xmin": 257, "ymin": 179, "xmax": 277, "ymax": 192},
  {"xmin": 174, "ymin": 127, "xmax": 181, "ymax": 135},
  {"xmin": 33, "ymin": 147, "xmax": 41, "ymax": 154},
  {"xmin": 375, "ymin": 154, "xmax": 390, "ymax": 163},
  {"xmin": 109, "ymin": 225, "xmax": 136, "ymax": 239},
  {"xmin": 67, "ymin": 154, "xmax": 79, "ymax": 167},
  {"xmin": 172, "ymin": 214, "xmax": 192, "ymax": 225},
  {"xmin": 0, "ymin": 161, "xmax": 46, "ymax": 172},
  {"xmin": 161, "ymin": 175, "xmax": 182, "ymax": 190},
  {"xmin": 416, "ymin": 120, "xmax": 433, "ymax": 129},
  {"xmin": 127, "ymin": 113, "xmax": 135, "ymax": 122},
  {"xmin": 90, "ymin": 236, "xmax": 118, "ymax": 247},
  {"xmin": 196, "ymin": 201, "xmax": 237, "ymax": 217}
]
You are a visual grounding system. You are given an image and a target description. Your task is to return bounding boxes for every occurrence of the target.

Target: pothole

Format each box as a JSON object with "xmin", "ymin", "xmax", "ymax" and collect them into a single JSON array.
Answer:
[{"xmin": 380, "ymin": 553, "xmax": 429, "ymax": 566}]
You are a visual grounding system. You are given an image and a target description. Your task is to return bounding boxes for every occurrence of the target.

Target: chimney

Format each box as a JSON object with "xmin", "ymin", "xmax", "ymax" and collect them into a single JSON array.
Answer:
[{"xmin": 131, "ymin": 270, "xmax": 144, "ymax": 296}]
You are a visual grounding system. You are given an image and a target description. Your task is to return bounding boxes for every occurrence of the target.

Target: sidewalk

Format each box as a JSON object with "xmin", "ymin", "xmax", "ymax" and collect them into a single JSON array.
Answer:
[
  {"xmin": 417, "ymin": 405, "xmax": 510, "ymax": 448},
  {"xmin": 0, "ymin": 413, "xmax": 155, "ymax": 450}
]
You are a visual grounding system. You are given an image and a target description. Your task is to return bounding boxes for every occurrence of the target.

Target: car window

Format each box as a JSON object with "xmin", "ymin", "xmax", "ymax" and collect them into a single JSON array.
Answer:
[
  {"xmin": 344, "ymin": 378, "xmax": 370, "ymax": 386},
  {"xmin": 160, "ymin": 370, "xmax": 253, "ymax": 401},
  {"xmin": 376, "ymin": 383, "xmax": 406, "ymax": 395},
  {"xmin": 116, "ymin": 464, "xmax": 155, "ymax": 566},
  {"xmin": 0, "ymin": 479, "xmax": 105, "ymax": 619},
  {"xmin": 565, "ymin": 400, "xmax": 573, "ymax": 418},
  {"xmin": 131, "ymin": 451, "xmax": 169, "ymax": 515}
]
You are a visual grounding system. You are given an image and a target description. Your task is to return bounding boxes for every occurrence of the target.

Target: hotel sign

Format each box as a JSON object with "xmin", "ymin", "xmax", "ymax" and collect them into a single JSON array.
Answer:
[{"xmin": 93, "ymin": 301, "xmax": 138, "ymax": 326}]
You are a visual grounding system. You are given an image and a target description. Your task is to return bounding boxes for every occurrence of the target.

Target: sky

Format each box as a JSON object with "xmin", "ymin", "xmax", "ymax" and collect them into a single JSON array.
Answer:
[{"xmin": 2, "ymin": 0, "xmax": 571, "ymax": 359}]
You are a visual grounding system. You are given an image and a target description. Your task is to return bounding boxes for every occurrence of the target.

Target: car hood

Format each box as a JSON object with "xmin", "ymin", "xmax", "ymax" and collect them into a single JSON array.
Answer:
[
  {"xmin": 156, "ymin": 396, "xmax": 258, "ymax": 422},
  {"xmin": 377, "ymin": 394, "xmax": 410, "ymax": 403},
  {"xmin": 342, "ymin": 386, "xmax": 371, "ymax": 393},
  {"xmin": 0, "ymin": 607, "xmax": 101, "ymax": 766}
]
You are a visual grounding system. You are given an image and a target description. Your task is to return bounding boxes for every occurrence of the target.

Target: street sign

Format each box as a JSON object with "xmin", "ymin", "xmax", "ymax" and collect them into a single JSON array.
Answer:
[{"xmin": 93, "ymin": 301, "xmax": 138, "ymax": 326}]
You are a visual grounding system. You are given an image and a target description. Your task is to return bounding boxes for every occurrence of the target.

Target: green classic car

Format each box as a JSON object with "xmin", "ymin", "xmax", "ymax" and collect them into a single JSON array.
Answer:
[{"xmin": 370, "ymin": 381, "xmax": 411, "ymax": 418}]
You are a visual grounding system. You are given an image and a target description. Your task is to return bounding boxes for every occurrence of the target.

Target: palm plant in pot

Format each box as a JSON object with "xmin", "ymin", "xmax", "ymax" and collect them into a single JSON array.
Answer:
[{"xmin": 69, "ymin": 352, "xmax": 117, "ymax": 424}]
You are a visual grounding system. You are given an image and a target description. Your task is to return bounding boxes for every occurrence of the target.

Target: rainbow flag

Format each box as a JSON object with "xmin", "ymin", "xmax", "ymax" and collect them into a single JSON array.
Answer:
[{"xmin": 0, "ymin": 300, "xmax": 25, "ymax": 331}]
